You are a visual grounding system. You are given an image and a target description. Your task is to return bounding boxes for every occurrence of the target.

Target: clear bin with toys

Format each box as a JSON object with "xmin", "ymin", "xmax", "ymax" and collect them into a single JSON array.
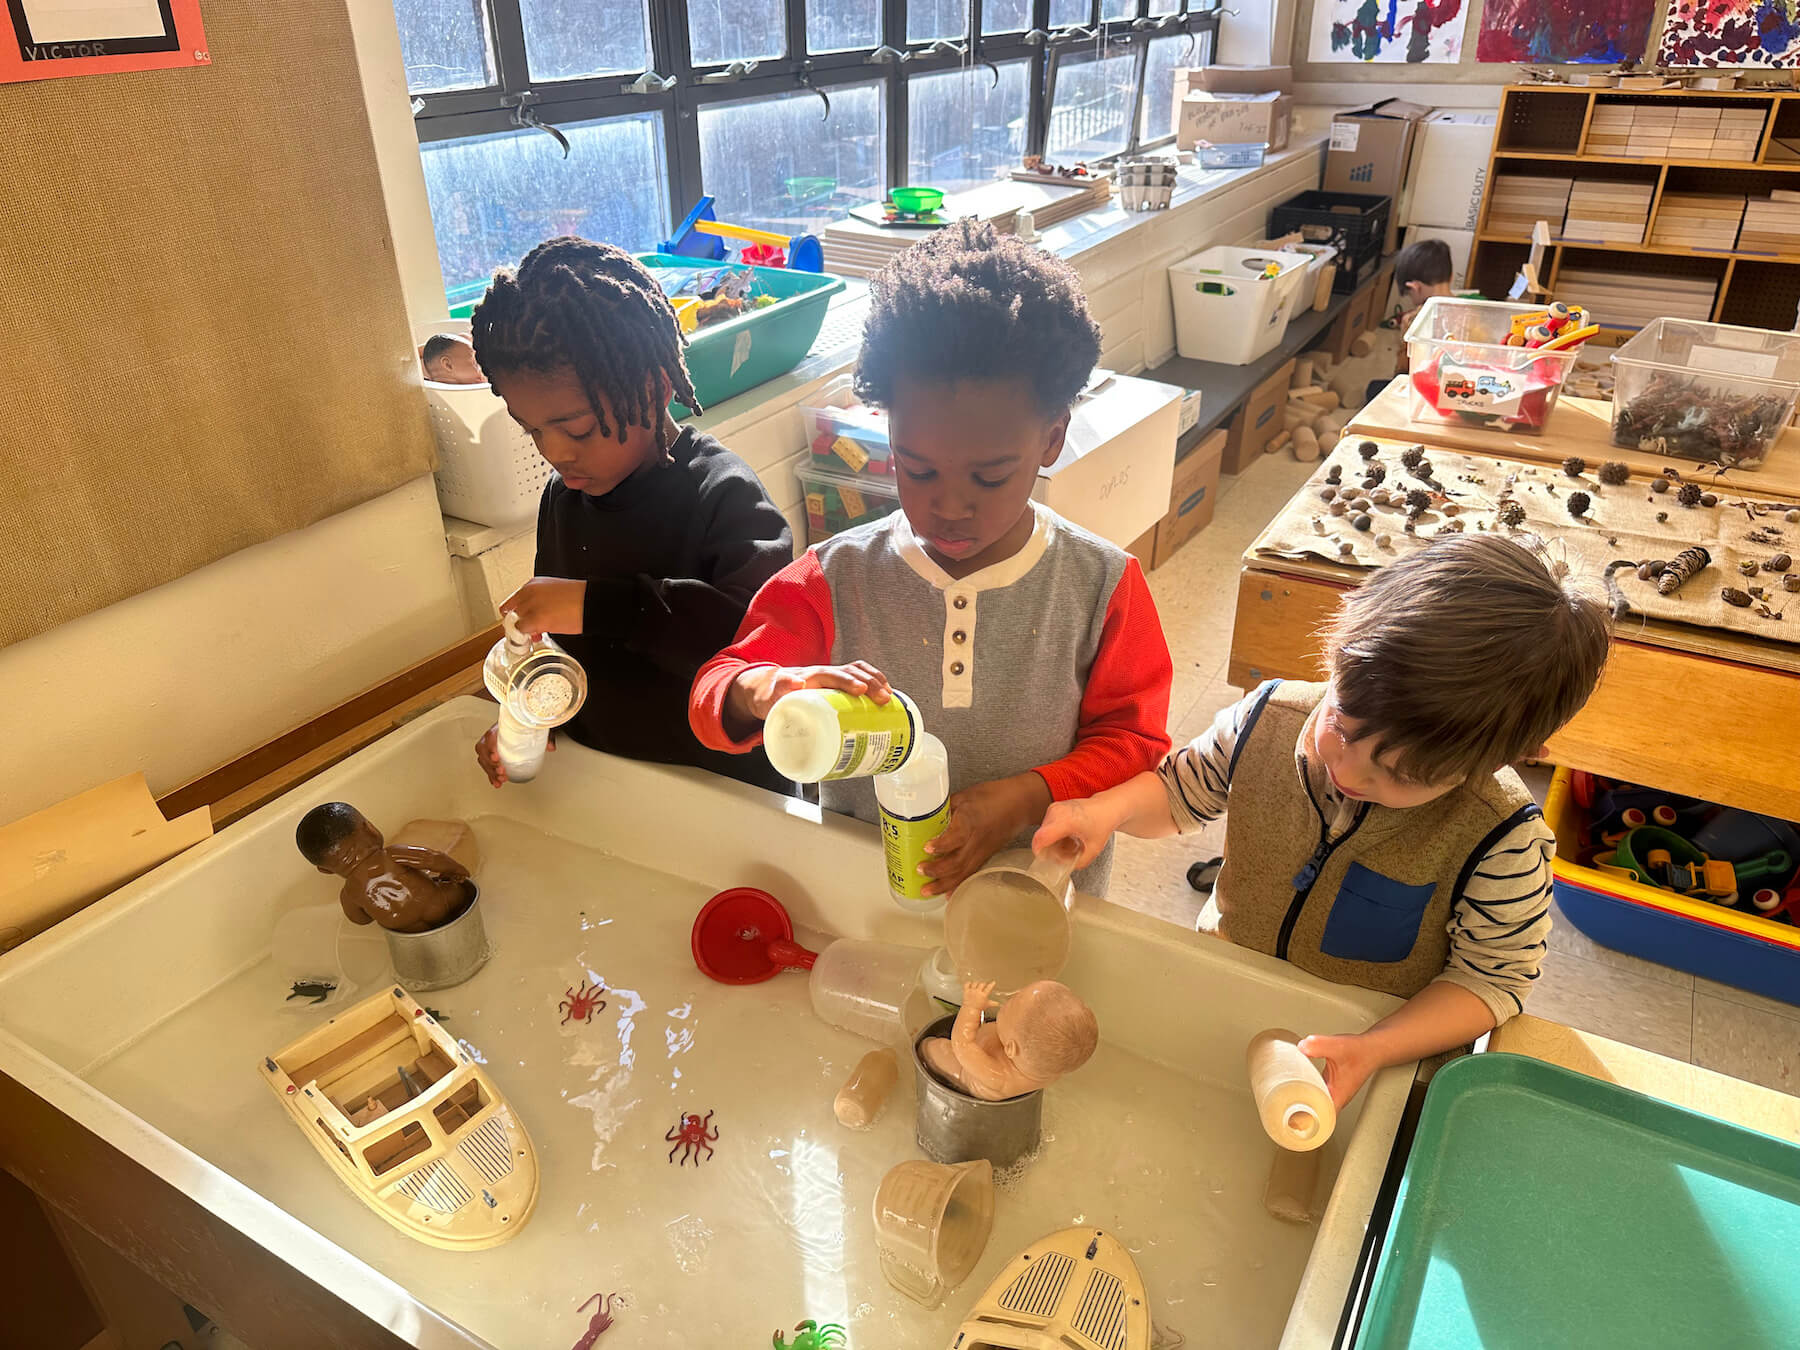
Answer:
[
  {"xmin": 800, "ymin": 374, "xmax": 895, "ymax": 479},
  {"xmin": 1404, "ymin": 297, "xmax": 1593, "ymax": 434},
  {"xmin": 1546, "ymin": 766, "xmax": 1800, "ymax": 1007},
  {"xmin": 1609, "ymin": 317, "xmax": 1800, "ymax": 470},
  {"xmin": 798, "ymin": 461, "xmax": 901, "ymax": 544}
]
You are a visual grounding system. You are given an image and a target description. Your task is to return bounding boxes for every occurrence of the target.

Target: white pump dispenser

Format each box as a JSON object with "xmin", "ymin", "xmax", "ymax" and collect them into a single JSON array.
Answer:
[{"xmin": 482, "ymin": 612, "xmax": 588, "ymax": 783}]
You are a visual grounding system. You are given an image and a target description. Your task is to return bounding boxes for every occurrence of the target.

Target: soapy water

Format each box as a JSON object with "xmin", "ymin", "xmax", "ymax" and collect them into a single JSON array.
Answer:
[{"xmin": 522, "ymin": 672, "xmax": 575, "ymax": 720}]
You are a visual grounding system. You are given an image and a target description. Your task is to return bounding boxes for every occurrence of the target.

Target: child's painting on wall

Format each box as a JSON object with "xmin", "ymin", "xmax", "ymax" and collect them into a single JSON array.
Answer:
[
  {"xmin": 1307, "ymin": 0, "xmax": 1470, "ymax": 64},
  {"xmin": 1476, "ymin": 0, "xmax": 1656, "ymax": 64},
  {"xmin": 1659, "ymin": 0, "xmax": 1800, "ymax": 66}
]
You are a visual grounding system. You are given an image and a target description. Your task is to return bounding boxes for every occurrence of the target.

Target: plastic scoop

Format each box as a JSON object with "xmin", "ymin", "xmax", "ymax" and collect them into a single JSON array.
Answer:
[
  {"xmin": 872, "ymin": 1158, "xmax": 994, "ymax": 1309},
  {"xmin": 690, "ymin": 887, "xmax": 817, "ymax": 984}
]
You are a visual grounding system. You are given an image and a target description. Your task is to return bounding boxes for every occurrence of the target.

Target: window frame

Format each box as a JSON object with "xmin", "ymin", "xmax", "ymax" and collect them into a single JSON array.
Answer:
[{"xmin": 407, "ymin": 0, "xmax": 1221, "ymax": 256}]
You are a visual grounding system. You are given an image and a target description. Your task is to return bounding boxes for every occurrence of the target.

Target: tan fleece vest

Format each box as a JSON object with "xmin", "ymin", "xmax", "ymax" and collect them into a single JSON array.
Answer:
[{"xmin": 1216, "ymin": 681, "xmax": 1539, "ymax": 999}]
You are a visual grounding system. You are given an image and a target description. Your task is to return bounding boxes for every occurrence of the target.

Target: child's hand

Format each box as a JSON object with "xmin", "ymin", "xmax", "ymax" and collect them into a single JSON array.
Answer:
[
  {"xmin": 1297, "ymin": 1032, "xmax": 1380, "ymax": 1110},
  {"xmin": 500, "ymin": 577, "xmax": 587, "ymax": 637},
  {"xmin": 921, "ymin": 775, "xmax": 1051, "ymax": 898},
  {"xmin": 728, "ymin": 660, "xmax": 892, "ymax": 723},
  {"xmin": 474, "ymin": 723, "xmax": 554, "ymax": 787},
  {"xmin": 1031, "ymin": 799, "xmax": 1117, "ymax": 871}
]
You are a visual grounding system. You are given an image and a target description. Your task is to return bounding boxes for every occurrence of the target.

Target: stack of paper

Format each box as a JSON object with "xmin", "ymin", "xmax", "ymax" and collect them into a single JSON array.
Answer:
[{"xmin": 820, "ymin": 178, "xmax": 1110, "ymax": 278}]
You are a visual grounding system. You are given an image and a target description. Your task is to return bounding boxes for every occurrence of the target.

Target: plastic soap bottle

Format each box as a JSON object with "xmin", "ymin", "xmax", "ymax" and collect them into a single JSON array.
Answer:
[
  {"xmin": 874, "ymin": 732, "xmax": 950, "ymax": 913},
  {"xmin": 764, "ymin": 688, "xmax": 923, "ymax": 783},
  {"xmin": 481, "ymin": 613, "xmax": 588, "ymax": 783}
]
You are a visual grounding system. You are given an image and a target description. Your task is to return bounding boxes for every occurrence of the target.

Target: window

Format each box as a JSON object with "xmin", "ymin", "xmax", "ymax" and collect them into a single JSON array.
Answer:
[
  {"xmin": 519, "ymin": 0, "xmax": 652, "ymax": 80},
  {"xmin": 1046, "ymin": 46, "xmax": 1139, "ymax": 162},
  {"xmin": 393, "ymin": 0, "xmax": 493, "ymax": 93},
  {"xmin": 808, "ymin": 0, "xmax": 881, "ymax": 51},
  {"xmin": 401, "ymin": 0, "xmax": 1221, "ymax": 304},
  {"xmin": 420, "ymin": 114, "xmax": 671, "ymax": 298},
  {"xmin": 688, "ymin": 0, "xmax": 788, "ymax": 66},
  {"xmin": 698, "ymin": 83, "xmax": 886, "ymax": 234},
  {"xmin": 908, "ymin": 62, "xmax": 1030, "ymax": 193}
]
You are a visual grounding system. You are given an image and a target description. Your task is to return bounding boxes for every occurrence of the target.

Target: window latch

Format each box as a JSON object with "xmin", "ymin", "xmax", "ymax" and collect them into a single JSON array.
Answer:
[
  {"xmin": 864, "ymin": 44, "xmax": 904, "ymax": 63},
  {"xmin": 410, "ymin": 96, "xmax": 425, "ymax": 117},
  {"xmin": 620, "ymin": 70, "xmax": 677, "ymax": 95},
  {"xmin": 697, "ymin": 59, "xmax": 760, "ymax": 84},
  {"xmin": 504, "ymin": 92, "xmax": 570, "ymax": 158},
  {"xmin": 903, "ymin": 39, "xmax": 969, "ymax": 61},
  {"xmin": 1052, "ymin": 24, "xmax": 1097, "ymax": 41},
  {"xmin": 1021, "ymin": 28, "xmax": 1051, "ymax": 43}
]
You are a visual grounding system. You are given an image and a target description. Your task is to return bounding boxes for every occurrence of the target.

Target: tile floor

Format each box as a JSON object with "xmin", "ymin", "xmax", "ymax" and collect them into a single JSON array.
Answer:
[{"xmin": 1104, "ymin": 450, "xmax": 1800, "ymax": 1100}]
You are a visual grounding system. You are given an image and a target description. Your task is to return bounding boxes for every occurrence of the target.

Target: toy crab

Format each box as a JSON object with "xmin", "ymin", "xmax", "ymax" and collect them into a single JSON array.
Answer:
[
  {"xmin": 666, "ymin": 1108, "xmax": 718, "ymax": 1166},
  {"xmin": 774, "ymin": 1320, "xmax": 848, "ymax": 1349}
]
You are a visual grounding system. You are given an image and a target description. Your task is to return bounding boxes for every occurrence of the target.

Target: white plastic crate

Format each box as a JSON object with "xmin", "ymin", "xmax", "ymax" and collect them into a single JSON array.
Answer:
[
  {"xmin": 413, "ymin": 321, "xmax": 551, "ymax": 528},
  {"xmin": 1167, "ymin": 247, "xmax": 1313, "ymax": 365}
]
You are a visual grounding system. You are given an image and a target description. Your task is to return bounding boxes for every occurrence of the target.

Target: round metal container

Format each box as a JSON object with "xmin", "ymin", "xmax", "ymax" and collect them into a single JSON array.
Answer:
[
  {"xmin": 383, "ymin": 886, "xmax": 490, "ymax": 991},
  {"xmin": 912, "ymin": 1014, "xmax": 1043, "ymax": 1169}
]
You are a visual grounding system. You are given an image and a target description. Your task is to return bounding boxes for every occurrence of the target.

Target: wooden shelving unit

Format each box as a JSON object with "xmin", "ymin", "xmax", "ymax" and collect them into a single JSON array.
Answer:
[{"xmin": 1469, "ymin": 84, "xmax": 1800, "ymax": 333}]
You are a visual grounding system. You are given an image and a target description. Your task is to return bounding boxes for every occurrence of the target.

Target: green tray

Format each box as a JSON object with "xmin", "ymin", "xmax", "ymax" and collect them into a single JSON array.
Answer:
[{"xmin": 1355, "ymin": 1053, "xmax": 1800, "ymax": 1349}]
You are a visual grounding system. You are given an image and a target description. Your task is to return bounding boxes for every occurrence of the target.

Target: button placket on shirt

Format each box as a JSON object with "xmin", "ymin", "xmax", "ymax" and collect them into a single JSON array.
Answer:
[{"xmin": 942, "ymin": 589, "xmax": 975, "ymax": 707}]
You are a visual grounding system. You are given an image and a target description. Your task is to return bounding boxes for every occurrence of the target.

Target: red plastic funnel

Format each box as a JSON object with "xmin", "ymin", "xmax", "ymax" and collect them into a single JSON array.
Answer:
[{"xmin": 691, "ymin": 887, "xmax": 818, "ymax": 985}]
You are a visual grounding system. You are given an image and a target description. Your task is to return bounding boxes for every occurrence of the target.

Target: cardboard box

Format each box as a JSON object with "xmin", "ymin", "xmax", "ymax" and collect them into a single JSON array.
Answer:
[
  {"xmin": 1176, "ymin": 91, "xmax": 1292, "ymax": 153},
  {"xmin": 1175, "ymin": 64, "xmax": 1292, "ymax": 96},
  {"xmin": 1127, "ymin": 525, "xmax": 1159, "ymax": 571},
  {"xmin": 1325, "ymin": 100, "xmax": 1432, "ymax": 254},
  {"xmin": 1400, "ymin": 110, "xmax": 1497, "ymax": 231},
  {"xmin": 1328, "ymin": 285, "xmax": 1376, "ymax": 363},
  {"xmin": 1033, "ymin": 373, "xmax": 1180, "ymax": 547},
  {"xmin": 1400, "ymin": 225, "xmax": 1474, "ymax": 291},
  {"xmin": 1152, "ymin": 427, "xmax": 1228, "ymax": 569},
  {"xmin": 1241, "ymin": 357, "xmax": 1296, "ymax": 464}
]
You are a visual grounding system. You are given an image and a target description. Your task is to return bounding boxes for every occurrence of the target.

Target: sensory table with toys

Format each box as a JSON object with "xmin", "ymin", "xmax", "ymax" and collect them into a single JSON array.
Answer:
[{"xmin": 0, "ymin": 698, "xmax": 1418, "ymax": 1350}]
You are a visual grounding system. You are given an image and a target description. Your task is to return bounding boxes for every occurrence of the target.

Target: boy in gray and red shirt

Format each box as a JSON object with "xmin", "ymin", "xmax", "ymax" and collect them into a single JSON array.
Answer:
[{"xmin": 690, "ymin": 221, "xmax": 1173, "ymax": 898}]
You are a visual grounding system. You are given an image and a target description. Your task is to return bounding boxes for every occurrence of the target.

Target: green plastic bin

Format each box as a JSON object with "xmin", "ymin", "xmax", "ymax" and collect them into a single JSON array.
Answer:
[{"xmin": 1355, "ymin": 1053, "xmax": 1800, "ymax": 1349}]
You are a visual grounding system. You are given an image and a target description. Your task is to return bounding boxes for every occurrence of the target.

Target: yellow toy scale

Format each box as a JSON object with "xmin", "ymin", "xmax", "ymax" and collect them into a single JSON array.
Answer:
[{"xmin": 261, "ymin": 984, "xmax": 538, "ymax": 1250}]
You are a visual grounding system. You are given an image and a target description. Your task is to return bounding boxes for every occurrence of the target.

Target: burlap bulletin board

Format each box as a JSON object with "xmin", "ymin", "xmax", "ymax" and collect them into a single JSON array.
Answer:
[{"xmin": 0, "ymin": 0, "xmax": 436, "ymax": 649}]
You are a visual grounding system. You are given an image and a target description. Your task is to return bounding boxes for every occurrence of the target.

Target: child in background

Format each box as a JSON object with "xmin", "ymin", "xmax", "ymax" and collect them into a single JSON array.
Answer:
[
  {"xmin": 1394, "ymin": 237, "xmax": 1456, "ymax": 314},
  {"xmin": 1035, "ymin": 535, "xmax": 1610, "ymax": 1108},
  {"xmin": 421, "ymin": 333, "xmax": 485, "ymax": 385},
  {"xmin": 471, "ymin": 237, "xmax": 793, "ymax": 793},
  {"xmin": 690, "ymin": 221, "xmax": 1173, "ymax": 898}
]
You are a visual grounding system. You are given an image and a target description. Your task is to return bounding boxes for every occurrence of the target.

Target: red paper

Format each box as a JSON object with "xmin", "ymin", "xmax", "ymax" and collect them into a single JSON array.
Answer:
[{"xmin": 3, "ymin": 0, "xmax": 208, "ymax": 84}]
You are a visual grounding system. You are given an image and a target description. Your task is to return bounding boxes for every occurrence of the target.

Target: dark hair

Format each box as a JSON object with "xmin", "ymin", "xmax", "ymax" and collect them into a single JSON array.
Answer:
[
  {"xmin": 421, "ymin": 333, "xmax": 467, "ymax": 367},
  {"xmin": 1395, "ymin": 237, "xmax": 1453, "ymax": 290},
  {"xmin": 855, "ymin": 219, "xmax": 1102, "ymax": 417},
  {"xmin": 296, "ymin": 802, "xmax": 367, "ymax": 867},
  {"xmin": 1320, "ymin": 534, "xmax": 1610, "ymax": 784},
  {"xmin": 470, "ymin": 237, "xmax": 698, "ymax": 451}
]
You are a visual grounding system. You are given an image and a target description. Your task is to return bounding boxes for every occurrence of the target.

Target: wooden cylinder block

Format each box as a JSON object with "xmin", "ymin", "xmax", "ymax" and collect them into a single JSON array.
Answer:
[
  {"xmin": 1349, "ymin": 333, "xmax": 1376, "ymax": 358},
  {"xmin": 1291, "ymin": 424, "xmax": 1321, "ymax": 461}
]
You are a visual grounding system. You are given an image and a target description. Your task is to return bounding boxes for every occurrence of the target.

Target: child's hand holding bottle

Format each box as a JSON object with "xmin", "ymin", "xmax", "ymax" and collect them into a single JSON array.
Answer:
[
  {"xmin": 723, "ymin": 659, "xmax": 892, "ymax": 737},
  {"xmin": 500, "ymin": 577, "xmax": 587, "ymax": 637}
]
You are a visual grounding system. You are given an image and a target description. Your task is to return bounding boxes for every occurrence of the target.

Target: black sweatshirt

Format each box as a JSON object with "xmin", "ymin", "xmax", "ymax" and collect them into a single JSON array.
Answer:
[{"xmin": 535, "ymin": 426, "xmax": 792, "ymax": 792}]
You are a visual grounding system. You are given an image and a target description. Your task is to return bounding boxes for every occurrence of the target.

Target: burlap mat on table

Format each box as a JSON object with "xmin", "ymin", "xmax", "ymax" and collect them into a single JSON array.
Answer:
[{"xmin": 1254, "ymin": 437, "xmax": 1799, "ymax": 642}]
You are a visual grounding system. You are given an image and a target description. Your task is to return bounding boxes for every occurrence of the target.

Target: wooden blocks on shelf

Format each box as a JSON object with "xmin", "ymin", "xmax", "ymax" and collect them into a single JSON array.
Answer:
[
  {"xmin": 1737, "ymin": 196, "xmax": 1800, "ymax": 256},
  {"xmin": 1556, "ymin": 264, "xmax": 1717, "ymax": 327},
  {"xmin": 1583, "ymin": 101, "xmax": 1764, "ymax": 161},
  {"xmin": 1648, "ymin": 192, "xmax": 1746, "ymax": 249},
  {"xmin": 1562, "ymin": 179, "xmax": 1654, "ymax": 244},
  {"xmin": 1488, "ymin": 172, "xmax": 1573, "ymax": 237},
  {"xmin": 1709, "ymin": 107, "xmax": 1767, "ymax": 161}
]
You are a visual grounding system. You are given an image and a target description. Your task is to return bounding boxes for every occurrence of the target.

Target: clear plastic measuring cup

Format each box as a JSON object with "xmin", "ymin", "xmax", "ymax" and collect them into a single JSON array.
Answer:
[
  {"xmin": 942, "ymin": 840, "xmax": 1080, "ymax": 995},
  {"xmin": 872, "ymin": 1157, "xmax": 995, "ymax": 1309},
  {"xmin": 808, "ymin": 939, "xmax": 937, "ymax": 1045}
]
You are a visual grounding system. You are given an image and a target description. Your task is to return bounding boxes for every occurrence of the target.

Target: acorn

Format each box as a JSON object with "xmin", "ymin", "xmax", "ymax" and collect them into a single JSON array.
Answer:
[
  {"xmin": 1652, "ymin": 478, "xmax": 1670, "ymax": 494},
  {"xmin": 1700, "ymin": 492, "xmax": 1718, "ymax": 508},
  {"xmin": 1739, "ymin": 560, "xmax": 1760, "ymax": 577},
  {"xmin": 1320, "ymin": 485, "xmax": 1338, "ymax": 501},
  {"xmin": 1353, "ymin": 512, "xmax": 1373, "ymax": 531},
  {"xmin": 1764, "ymin": 553, "xmax": 1792, "ymax": 572},
  {"xmin": 1722, "ymin": 587, "xmax": 1753, "ymax": 607}
]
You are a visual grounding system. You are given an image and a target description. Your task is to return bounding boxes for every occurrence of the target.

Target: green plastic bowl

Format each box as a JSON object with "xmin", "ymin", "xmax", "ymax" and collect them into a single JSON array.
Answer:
[{"xmin": 890, "ymin": 186, "xmax": 945, "ymax": 215}]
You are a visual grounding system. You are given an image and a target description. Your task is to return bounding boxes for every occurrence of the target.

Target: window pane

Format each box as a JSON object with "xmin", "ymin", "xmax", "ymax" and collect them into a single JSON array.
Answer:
[
  {"xmin": 809, "ymin": 0, "xmax": 881, "ymax": 51},
  {"xmin": 907, "ymin": 0, "xmax": 969, "ymax": 41},
  {"xmin": 419, "ymin": 114, "xmax": 671, "ymax": 300},
  {"xmin": 1047, "ymin": 48, "xmax": 1138, "ymax": 161},
  {"xmin": 1102, "ymin": 0, "xmax": 1134, "ymax": 19},
  {"xmin": 689, "ymin": 0, "xmax": 787, "ymax": 64},
  {"xmin": 1049, "ymin": 0, "xmax": 1090, "ymax": 26},
  {"xmin": 699, "ymin": 84, "xmax": 886, "ymax": 234},
  {"xmin": 908, "ymin": 62, "xmax": 1030, "ymax": 193},
  {"xmin": 520, "ymin": 0, "xmax": 652, "ymax": 80},
  {"xmin": 1140, "ymin": 31, "xmax": 1193, "ymax": 142},
  {"xmin": 983, "ymin": 0, "xmax": 1028, "ymax": 32},
  {"xmin": 1148, "ymin": 0, "xmax": 1180, "ymax": 13},
  {"xmin": 391, "ymin": 0, "xmax": 492, "ymax": 93}
]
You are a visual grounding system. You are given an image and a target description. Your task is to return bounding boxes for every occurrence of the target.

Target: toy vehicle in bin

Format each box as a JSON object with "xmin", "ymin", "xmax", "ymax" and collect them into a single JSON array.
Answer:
[
  {"xmin": 800, "ymin": 462, "xmax": 900, "ymax": 543},
  {"xmin": 1405, "ymin": 297, "xmax": 1591, "ymax": 433},
  {"xmin": 801, "ymin": 374, "xmax": 894, "ymax": 478}
]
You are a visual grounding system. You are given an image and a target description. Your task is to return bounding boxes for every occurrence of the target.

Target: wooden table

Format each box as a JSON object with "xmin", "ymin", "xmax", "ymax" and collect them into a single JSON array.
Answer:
[
  {"xmin": 1490, "ymin": 1015, "xmax": 1800, "ymax": 1146},
  {"xmin": 1229, "ymin": 381, "xmax": 1800, "ymax": 820}
]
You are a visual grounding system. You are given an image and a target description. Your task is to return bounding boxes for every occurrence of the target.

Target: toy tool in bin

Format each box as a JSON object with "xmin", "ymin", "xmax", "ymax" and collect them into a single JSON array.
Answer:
[
  {"xmin": 801, "ymin": 374, "xmax": 893, "ymax": 478},
  {"xmin": 660, "ymin": 195, "xmax": 823, "ymax": 272},
  {"xmin": 800, "ymin": 463, "xmax": 901, "ymax": 543},
  {"xmin": 1405, "ymin": 297, "xmax": 1586, "ymax": 433}
]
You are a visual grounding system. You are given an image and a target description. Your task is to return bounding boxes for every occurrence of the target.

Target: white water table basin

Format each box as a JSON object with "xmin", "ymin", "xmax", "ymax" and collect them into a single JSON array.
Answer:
[{"xmin": 0, "ymin": 698, "xmax": 1408, "ymax": 1349}]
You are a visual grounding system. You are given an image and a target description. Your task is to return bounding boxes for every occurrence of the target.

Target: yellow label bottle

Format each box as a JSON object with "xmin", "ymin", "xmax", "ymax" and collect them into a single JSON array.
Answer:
[
  {"xmin": 764, "ymin": 688, "xmax": 921, "ymax": 783},
  {"xmin": 875, "ymin": 731, "xmax": 950, "ymax": 913}
]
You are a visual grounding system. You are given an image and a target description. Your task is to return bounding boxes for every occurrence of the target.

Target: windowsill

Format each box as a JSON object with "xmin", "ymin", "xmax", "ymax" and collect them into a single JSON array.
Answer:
[{"xmin": 443, "ymin": 125, "xmax": 1328, "ymax": 560}]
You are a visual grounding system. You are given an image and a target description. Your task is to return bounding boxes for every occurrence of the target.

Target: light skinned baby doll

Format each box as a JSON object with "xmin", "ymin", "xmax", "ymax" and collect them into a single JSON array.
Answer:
[{"xmin": 923, "ymin": 978, "xmax": 1098, "ymax": 1100}]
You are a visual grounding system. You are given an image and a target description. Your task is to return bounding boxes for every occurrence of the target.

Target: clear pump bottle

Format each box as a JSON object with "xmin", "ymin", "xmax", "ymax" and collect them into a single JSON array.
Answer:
[{"xmin": 481, "ymin": 613, "xmax": 588, "ymax": 783}]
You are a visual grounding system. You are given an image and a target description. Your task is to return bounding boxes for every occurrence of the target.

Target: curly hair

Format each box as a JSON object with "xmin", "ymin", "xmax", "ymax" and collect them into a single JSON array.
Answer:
[
  {"xmin": 470, "ymin": 237, "xmax": 698, "ymax": 452},
  {"xmin": 855, "ymin": 219, "xmax": 1102, "ymax": 417}
]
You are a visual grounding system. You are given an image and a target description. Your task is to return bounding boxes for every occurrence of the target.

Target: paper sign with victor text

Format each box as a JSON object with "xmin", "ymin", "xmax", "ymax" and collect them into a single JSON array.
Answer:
[{"xmin": 3, "ymin": 0, "xmax": 208, "ymax": 83}]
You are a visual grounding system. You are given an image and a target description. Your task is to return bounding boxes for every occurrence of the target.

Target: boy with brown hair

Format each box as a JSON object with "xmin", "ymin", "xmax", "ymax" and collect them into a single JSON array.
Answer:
[{"xmin": 1036, "ymin": 534, "xmax": 1611, "ymax": 1108}]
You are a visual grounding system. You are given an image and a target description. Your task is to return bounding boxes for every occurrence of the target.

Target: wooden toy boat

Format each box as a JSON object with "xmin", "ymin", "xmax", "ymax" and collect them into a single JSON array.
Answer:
[
  {"xmin": 947, "ymin": 1227, "xmax": 1150, "ymax": 1350},
  {"xmin": 261, "ymin": 984, "xmax": 537, "ymax": 1250}
]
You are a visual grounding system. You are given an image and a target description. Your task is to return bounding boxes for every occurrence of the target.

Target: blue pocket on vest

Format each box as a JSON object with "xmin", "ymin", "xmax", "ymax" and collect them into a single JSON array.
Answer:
[{"xmin": 1319, "ymin": 863, "xmax": 1435, "ymax": 964}]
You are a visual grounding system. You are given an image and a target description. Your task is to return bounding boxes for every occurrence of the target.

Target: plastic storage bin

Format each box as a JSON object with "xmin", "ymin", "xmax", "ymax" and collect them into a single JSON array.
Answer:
[
  {"xmin": 412, "ymin": 320, "xmax": 550, "ymax": 528},
  {"xmin": 636, "ymin": 255, "xmax": 846, "ymax": 417},
  {"xmin": 799, "ymin": 462, "xmax": 901, "ymax": 543},
  {"xmin": 1269, "ymin": 191, "xmax": 1389, "ymax": 294},
  {"xmin": 1168, "ymin": 246, "xmax": 1315, "ymax": 365},
  {"xmin": 1198, "ymin": 142, "xmax": 1267, "ymax": 170},
  {"xmin": 1609, "ymin": 317, "xmax": 1800, "ymax": 470},
  {"xmin": 1545, "ymin": 767, "xmax": 1800, "ymax": 1007},
  {"xmin": 800, "ymin": 374, "xmax": 893, "ymax": 478},
  {"xmin": 1404, "ymin": 297, "xmax": 1580, "ymax": 434}
]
